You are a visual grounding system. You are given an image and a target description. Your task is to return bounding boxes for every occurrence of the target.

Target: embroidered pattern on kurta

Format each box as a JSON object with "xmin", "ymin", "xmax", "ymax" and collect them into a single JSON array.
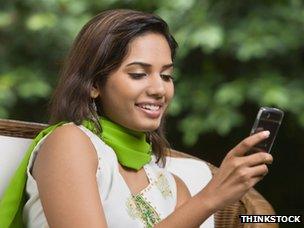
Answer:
[
  {"xmin": 126, "ymin": 194, "xmax": 161, "ymax": 228},
  {"xmin": 155, "ymin": 173, "xmax": 172, "ymax": 198},
  {"xmin": 125, "ymin": 170, "xmax": 173, "ymax": 227}
]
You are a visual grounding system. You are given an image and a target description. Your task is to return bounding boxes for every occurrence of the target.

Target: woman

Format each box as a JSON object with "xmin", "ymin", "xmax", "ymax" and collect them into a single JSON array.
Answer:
[{"xmin": 23, "ymin": 9, "xmax": 272, "ymax": 227}]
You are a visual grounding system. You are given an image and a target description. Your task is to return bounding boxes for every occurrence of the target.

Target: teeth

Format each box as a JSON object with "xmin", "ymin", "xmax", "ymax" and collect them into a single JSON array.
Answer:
[{"xmin": 138, "ymin": 104, "xmax": 160, "ymax": 111}]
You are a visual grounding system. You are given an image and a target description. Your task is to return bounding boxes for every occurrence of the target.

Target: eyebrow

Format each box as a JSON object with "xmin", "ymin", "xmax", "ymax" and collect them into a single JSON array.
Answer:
[{"xmin": 126, "ymin": 61, "xmax": 174, "ymax": 69}]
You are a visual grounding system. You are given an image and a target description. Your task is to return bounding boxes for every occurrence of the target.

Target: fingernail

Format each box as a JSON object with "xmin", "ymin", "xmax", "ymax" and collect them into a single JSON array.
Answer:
[
  {"xmin": 262, "ymin": 131, "xmax": 270, "ymax": 138},
  {"xmin": 265, "ymin": 156, "xmax": 272, "ymax": 163}
]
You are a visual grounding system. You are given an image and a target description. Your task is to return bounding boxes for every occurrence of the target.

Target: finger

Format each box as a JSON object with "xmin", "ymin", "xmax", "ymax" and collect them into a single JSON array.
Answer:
[
  {"xmin": 247, "ymin": 164, "xmax": 269, "ymax": 177},
  {"xmin": 242, "ymin": 152, "xmax": 273, "ymax": 167},
  {"xmin": 230, "ymin": 131, "xmax": 270, "ymax": 157}
]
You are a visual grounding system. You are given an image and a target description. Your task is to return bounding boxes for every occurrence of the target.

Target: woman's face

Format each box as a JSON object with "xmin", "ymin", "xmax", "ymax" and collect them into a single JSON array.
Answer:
[{"xmin": 98, "ymin": 32, "xmax": 174, "ymax": 132}]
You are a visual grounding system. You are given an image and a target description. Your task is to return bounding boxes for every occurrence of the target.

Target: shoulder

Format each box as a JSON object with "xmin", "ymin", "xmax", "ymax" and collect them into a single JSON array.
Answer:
[
  {"xmin": 43, "ymin": 123, "xmax": 91, "ymax": 146},
  {"xmin": 31, "ymin": 123, "xmax": 107, "ymax": 227},
  {"xmin": 32, "ymin": 123, "xmax": 98, "ymax": 180},
  {"xmin": 172, "ymin": 174, "xmax": 191, "ymax": 209}
]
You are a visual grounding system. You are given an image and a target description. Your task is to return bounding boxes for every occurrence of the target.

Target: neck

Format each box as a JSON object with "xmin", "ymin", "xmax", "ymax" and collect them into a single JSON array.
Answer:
[{"xmin": 83, "ymin": 116, "xmax": 152, "ymax": 170}]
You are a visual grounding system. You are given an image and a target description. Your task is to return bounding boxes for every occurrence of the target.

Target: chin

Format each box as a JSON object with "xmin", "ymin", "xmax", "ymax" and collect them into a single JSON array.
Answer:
[{"xmin": 135, "ymin": 119, "xmax": 161, "ymax": 132}]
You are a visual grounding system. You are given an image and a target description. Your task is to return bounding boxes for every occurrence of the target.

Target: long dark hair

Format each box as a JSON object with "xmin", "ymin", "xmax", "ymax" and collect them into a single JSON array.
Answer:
[{"xmin": 49, "ymin": 9, "xmax": 178, "ymax": 166}]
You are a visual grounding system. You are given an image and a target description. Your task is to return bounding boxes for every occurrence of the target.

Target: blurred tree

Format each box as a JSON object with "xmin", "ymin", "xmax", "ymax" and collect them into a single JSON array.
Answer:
[{"xmin": 1, "ymin": 0, "xmax": 304, "ymax": 145}]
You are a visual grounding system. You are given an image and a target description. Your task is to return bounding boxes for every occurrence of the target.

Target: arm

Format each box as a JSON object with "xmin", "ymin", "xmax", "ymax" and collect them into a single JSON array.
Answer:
[
  {"xmin": 173, "ymin": 174, "xmax": 191, "ymax": 210},
  {"xmin": 156, "ymin": 131, "xmax": 273, "ymax": 228},
  {"xmin": 32, "ymin": 124, "xmax": 108, "ymax": 228}
]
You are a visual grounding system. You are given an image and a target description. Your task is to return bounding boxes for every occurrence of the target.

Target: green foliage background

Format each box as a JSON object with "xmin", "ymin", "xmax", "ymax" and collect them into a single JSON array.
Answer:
[{"xmin": 1, "ymin": 0, "xmax": 303, "ymax": 224}]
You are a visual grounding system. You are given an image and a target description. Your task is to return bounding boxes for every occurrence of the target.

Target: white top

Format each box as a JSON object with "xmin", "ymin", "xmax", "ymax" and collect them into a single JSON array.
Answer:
[{"xmin": 22, "ymin": 125, "xmax": 177, "ymax": 228}]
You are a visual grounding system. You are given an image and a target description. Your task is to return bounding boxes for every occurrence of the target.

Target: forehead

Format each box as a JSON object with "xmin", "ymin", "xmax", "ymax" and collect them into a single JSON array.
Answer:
[{"xmin": 122, "ymin": 33, "xmax": 172, "ymax": 66}]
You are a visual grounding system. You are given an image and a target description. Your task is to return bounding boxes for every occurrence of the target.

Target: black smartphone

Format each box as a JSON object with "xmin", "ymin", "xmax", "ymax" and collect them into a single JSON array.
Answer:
[{"xmin": 248, "ymin": 107, "xmax": 284, "ymax": 154}]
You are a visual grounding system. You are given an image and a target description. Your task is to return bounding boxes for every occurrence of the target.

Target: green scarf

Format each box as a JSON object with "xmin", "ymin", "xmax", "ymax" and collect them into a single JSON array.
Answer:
[
  {"xmin": 97, "ymin": 116, "xmax": 152, "ymax": 170},
  {"xmin": 0, "ymin": 117, "xmax": 151, "ymax": 227}
]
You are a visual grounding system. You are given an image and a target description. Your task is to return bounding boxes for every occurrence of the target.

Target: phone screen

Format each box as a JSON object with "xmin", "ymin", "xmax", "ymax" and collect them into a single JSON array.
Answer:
[{"xmin": 248, "ymin": 107, "xmax": 284, "ymax": 154}]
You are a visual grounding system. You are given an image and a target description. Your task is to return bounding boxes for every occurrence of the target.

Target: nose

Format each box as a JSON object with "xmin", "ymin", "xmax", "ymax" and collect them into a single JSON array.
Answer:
[{"xmin": 146, "ymin": 74, "xmax": 166, "ymax": 98}]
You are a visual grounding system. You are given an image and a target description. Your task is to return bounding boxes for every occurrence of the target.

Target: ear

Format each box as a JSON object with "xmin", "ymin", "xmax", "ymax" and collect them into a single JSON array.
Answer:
[{"xmin": 90, "ymin": 87, "xmax": 100, "ymax": 98}]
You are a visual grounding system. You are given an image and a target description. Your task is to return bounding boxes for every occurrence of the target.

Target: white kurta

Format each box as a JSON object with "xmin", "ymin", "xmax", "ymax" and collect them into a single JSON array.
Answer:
[{"xmin": 23, "ymin": 124, "xmax": 177, "ymax": 228}]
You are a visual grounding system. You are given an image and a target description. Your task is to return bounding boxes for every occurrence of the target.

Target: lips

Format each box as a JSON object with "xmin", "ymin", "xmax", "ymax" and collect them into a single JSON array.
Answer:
[
  {"xmin": 136, "ymin": 103, "xmax": 161, "ymax": 111},
  {"xmin": 135, "ymin": 102, "xmax": 163, "ymax": 118}
]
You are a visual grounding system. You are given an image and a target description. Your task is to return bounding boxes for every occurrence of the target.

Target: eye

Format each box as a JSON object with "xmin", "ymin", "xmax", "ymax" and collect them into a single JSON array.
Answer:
[
  {"xmin": 161, "ymin": 74, "xmax": 174, "ymax": 82},
  {"xmin": 128, "ymin": 73, "xmax": 146, "ymax": 79}
]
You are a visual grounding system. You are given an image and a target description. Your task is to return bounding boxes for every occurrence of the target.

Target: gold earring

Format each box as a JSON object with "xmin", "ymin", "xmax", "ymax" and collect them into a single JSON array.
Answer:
[{"xmin": 90, "ymin": 87, "xmax": 99, "ymax": 98}]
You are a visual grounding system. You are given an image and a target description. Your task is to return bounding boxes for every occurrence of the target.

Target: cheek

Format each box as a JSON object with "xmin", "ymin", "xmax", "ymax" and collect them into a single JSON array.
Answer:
[
  {"xmin": 104, "ymin": 78, "xmax": 142, "ymax": 106},
  {"xmin": 166, "ymin": 83, "xmax": 174, "ymax": 101}
]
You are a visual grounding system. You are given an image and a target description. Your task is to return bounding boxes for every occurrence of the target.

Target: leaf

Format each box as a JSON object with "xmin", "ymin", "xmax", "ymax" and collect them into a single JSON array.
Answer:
[
  {"xmin": 17, "ymin": 79, "xmax": 51, "ymax": 99},
  {"xmin": 26, "ymin": 13, "xmax": 57, "ymax": 31},
  {"xmin": 189, "ymin": 25, "xmax": 224, "ymax": 52},
  {"xmin": 0, "ymin": 12, "xmax": 13, "ymax": 28},
  {"xmin": 214, "ymin": 80, "xmax": 246, "ymax": 106}
]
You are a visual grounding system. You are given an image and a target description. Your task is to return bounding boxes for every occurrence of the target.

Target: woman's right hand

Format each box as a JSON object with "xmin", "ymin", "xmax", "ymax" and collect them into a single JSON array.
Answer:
[
  {"xmin": 155, "ymin": 131, "xmax": 274, "ymax": 228},
  {"xmin": 200, "ymin": 130, "xmax": 273, "ymax": 211}
]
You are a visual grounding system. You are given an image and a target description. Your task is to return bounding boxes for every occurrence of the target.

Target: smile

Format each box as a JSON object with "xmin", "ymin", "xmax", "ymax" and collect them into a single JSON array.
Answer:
[
  {"xmin": 136, "ymin": 104, "xmax": 160, "ymax": 111},
  {"xmin": 135, "ymin": 103, "xmax": 163, "ymax": 118}
]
